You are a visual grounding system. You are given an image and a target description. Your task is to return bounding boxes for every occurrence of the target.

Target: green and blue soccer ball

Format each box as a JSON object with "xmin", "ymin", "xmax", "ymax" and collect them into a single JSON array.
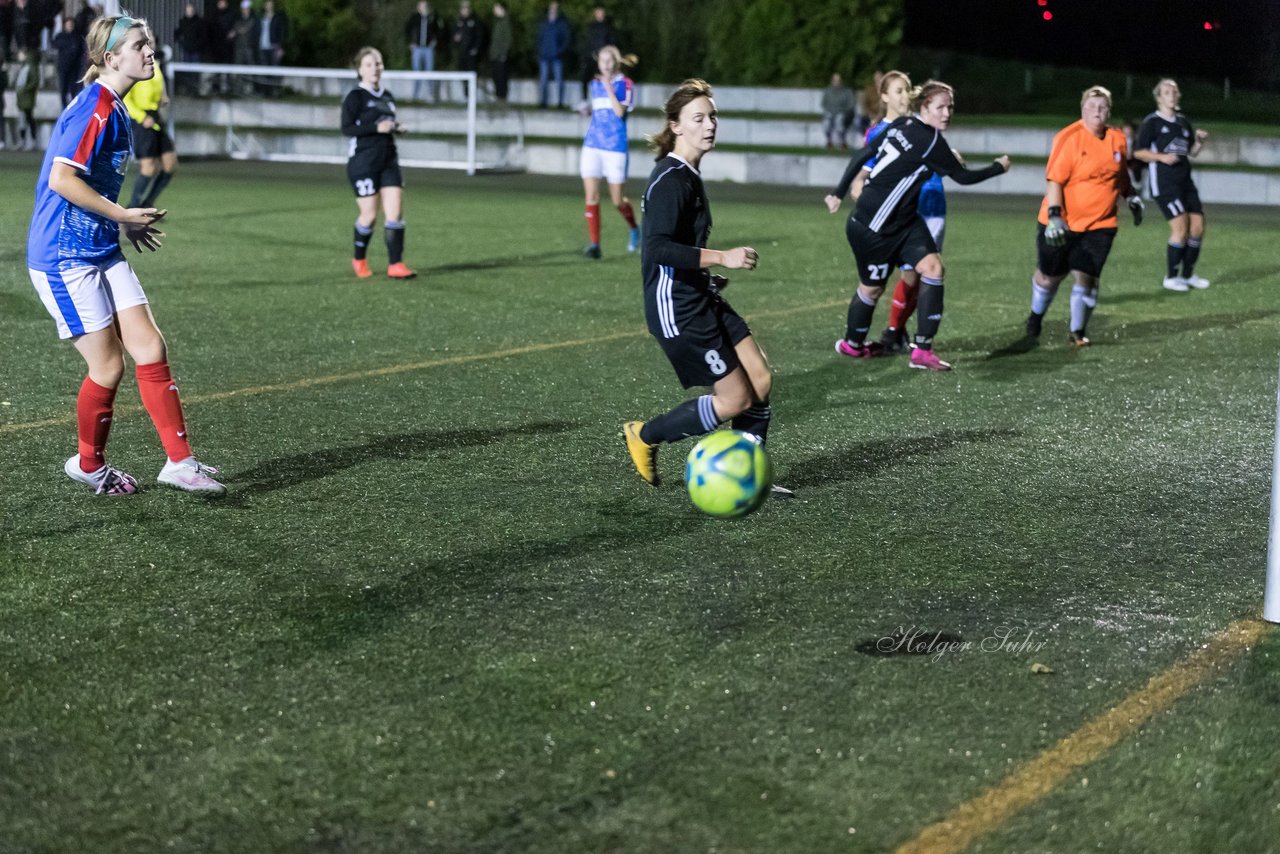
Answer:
[{"xmin": 685, "ymin": 430, "xmax": 772, "ymax": 518}]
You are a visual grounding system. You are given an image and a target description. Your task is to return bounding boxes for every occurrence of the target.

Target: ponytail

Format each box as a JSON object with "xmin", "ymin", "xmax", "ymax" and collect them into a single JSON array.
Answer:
[{"xmin": 648, "ymin": 78, "xmax": 713, "ymax": 160}]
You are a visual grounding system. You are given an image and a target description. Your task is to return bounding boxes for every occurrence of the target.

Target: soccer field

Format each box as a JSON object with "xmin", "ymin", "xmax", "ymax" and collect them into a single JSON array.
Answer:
[{"xmin": 1, "ymin": 156, "xmax": 1278, "ymax": 852}]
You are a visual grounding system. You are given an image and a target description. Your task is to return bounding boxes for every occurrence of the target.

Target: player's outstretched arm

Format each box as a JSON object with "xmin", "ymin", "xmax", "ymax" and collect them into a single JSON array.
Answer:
[{"xmin": 700, "ymin": 246, "xmax": 758, "ymax": 270}]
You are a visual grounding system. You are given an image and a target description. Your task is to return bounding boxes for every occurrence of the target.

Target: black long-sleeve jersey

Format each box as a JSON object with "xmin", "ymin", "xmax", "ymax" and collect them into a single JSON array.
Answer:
[
  {"xmin": 831, "ymin": 115, "xmax": 1004, "ymax": 234},
  {"xmin": 641, "ymin": 154, "xmax": 717, "ymax": 337},
  {"xmin": 1135, "ymin": 111, "xmax": 1195, "ymax": 196},
  {"xmin": 341, "ymin": 85, "xmax": 398, "ymax": 161}
]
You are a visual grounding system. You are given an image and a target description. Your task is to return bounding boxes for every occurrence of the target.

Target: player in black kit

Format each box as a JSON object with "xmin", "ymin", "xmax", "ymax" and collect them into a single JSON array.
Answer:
[
  {"xmin": 1133, "ymin": 79, "xmax": 1210, "ymax": 292},
  {"xmin": 622, "ymin": 79, "xmax": 772, "ymax": 488},
  {"xmin": 342, "ymin": 47, "xmax": 416, "ymax": 280},
  {"xmin": 825, "ymin": 80, "xmax": 1009, "ymax": 371}
]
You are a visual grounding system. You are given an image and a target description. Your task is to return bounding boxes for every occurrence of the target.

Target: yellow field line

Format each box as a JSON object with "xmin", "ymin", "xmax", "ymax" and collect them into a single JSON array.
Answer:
[
  {"xmin": 894, "ymin": 617, "xmax": 1271, "ymax": 854},
  {"xmin": 0, "ymin": 298, "xmax": 848, "ymax": 435}
]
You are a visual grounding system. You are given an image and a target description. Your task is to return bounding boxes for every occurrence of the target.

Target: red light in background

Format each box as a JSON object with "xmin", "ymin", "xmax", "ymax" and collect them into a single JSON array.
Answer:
[
  {"xmin": 1043, "ymin": 10, "xmax": 1053, "ymax": 20},
  {"xmin": 1203, "ymin": 21, "xmax": 1213, "ymax": 29},
  {"xmin": 1037, "ymin": 0, "xmax": 1047, "ymax": 5}
]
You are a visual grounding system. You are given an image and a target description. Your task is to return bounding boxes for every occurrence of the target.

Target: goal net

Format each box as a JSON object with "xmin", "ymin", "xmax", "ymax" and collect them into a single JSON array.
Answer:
[{"xmin": 165, "ymin": 63, "xmax": 501, "ymax": 175}]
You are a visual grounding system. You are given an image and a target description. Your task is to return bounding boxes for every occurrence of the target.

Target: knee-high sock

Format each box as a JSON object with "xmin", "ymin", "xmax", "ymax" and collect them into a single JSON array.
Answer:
[
  {"xmin": 1182, "ymin": 238, "xmax": 1202, "ymax": 278},
  {"xmin": 585, "ymin": 204, "xmax": 601, "ymax": 246},
  {"xmin": 1167, "ymin": 242, "xmax": 1185, "ymax": 278},
  {"xmin": 887, "ymin": 278, "xmax": 918, "ymax": 330},
  {"xmin": 141, "ymin": 171, "xmax": 173, "ymax": 207},
  {"xmin": 353, "ymin": 220, "xmax": 374, "ymax": 260},
  {"xmin": 136, "ymin": 360, "xmax": 192, "ymax": 463},
  {"xmin": 731, "ymin": 400, "xmax": 772, "ymax": 444},
  {"xmin": 1031, "ymin": 278, "xmax": 1055, "ymax": 315},
  {"xmin": 76, "ymin": 376, "xmax": 117, "ymax": 472},
  {"xmin": 1069, "ymin": 283, "xmax": 1098, "ymax": 334},
  {"xmin": 617, "ymin": 200, "xmax": 637, "ymax": 229},
  {"xmin": 913, "ymin": 275, "xmax": 944, "ymax": 349},
  {"xmin": 639, "ymin": 394, "xmax": 721, "ymax": 445},
  {"xmin": 128, "ymin": 173, "xmax": 153, "ymax": 208},
  {"xmin": 844, "ymin": 291, "xmax": 878, "ymax": 344},
  {"xmin": 384, "ymin": 219, "xmax": 406, "ymax": 264}
]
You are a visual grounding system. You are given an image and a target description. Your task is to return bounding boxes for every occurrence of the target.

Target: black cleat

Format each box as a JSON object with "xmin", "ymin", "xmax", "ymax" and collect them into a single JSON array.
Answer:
[{"xmin": 1025, "ymin": 312, "xmax": 1044, "ymax": 338}]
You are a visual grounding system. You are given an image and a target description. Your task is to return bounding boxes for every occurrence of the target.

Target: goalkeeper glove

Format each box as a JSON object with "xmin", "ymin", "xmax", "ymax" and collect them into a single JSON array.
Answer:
[
  {"xmin": 1127, "ymin": 195, "xmax": 1144, "ymax": 227},
  {"xmin": 1044, "ymin": 206, "xmax": 1068, "ymax": 246}
]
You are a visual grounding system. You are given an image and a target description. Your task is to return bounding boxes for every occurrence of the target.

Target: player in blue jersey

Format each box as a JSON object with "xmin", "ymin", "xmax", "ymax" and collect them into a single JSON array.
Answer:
[
  {"xmin": 26, "ymin": 15, "xmax": 224, "ymax": 496},
  {"xmin": 580, "ymin": 45, "xmax": 640, "ymax": 259}
]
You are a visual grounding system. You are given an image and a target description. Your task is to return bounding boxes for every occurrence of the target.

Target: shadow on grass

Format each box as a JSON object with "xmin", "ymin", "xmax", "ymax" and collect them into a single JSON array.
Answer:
[
  {"xmin": 781, "ymin": 427, "xmax": 1020, "ymax": 489},
  {"xmin": 272, "ymin": 494, "xmax": 702, "ymax": 649},
  {"xmin": 224, "ymin": 420, "xmax": 577, "ymax": 500},
  {"xmin": 429, "ymin": 250, "xmax": 592, "ymax": 274}
]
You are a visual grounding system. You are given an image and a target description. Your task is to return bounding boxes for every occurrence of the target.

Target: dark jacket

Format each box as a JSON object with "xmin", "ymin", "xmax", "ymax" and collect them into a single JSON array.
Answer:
[
  {"xmin": 405, "ymin": 9, "xmax": 441, "ymax": 48},
  {"xmin": 536, "ymin": 13, "xmax": 570, "ymax": 62}
]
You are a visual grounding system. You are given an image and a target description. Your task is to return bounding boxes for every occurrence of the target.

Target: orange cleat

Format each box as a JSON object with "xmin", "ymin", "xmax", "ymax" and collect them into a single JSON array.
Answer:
[
  {"xmin": 386, "ymin": 262, "xmax": 418, "ymax": 280},
  {"xmin": 352, "ymin": 258, "xmax": 373, "ymax": 279}
]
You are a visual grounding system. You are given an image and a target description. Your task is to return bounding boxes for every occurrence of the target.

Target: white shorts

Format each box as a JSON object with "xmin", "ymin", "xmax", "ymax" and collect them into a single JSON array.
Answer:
[
  {"xmin": 29, "ymin": 257, "xmax": 148, "ymax": 339},
  {"xmin": 580, "ymin": 146, "xmax": 628, "ymax": 185}
]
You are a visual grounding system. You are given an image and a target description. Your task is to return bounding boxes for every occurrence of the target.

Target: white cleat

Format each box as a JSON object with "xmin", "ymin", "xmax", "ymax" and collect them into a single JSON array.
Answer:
[
  {"xmin": 64, "ymin": 455, "xmax": 139, "ymax": 495},
  {"xmin": 158, "ymin": 457, "xmax": 226, "ymax": 495},
  {"xmin": 1183, "ymin": 274, "xmax": 1210, "ymax": 290},
  {"xmin": 1162, "ymin": 276, "xmax": 1190, "ymax": 292}
]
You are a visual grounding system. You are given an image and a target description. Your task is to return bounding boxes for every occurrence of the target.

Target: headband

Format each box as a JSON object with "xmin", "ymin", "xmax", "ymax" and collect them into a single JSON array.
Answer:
[{"xmin": 106, "ymin": 17, "xmax": 136, "ymax": 52}]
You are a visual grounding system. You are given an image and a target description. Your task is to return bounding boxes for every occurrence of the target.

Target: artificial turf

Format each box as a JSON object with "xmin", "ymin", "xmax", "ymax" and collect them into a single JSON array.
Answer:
[{"xmin": 1, "ymin": 156, "xmax": 1277, "ymax": 852}]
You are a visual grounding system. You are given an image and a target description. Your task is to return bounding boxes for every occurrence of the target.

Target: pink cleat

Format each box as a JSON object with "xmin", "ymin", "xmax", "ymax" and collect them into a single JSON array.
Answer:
[
  {"xmin": 908, "ymin": 347, "xmax": 952, "ymax": 371},
  {"xmin": 835, "ymin": 339, "xmax": 874, "ymax": 359}
]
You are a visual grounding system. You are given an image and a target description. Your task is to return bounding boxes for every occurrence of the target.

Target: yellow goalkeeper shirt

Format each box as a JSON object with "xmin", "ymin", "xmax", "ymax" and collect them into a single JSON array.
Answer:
[{"xmin": 123, "ymin": 66, "xmax": 166, "ymax": 123}]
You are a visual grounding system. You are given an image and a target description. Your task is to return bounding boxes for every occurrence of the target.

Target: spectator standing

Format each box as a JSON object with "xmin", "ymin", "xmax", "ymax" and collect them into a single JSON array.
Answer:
[
  {"xmin": 258, "ymin": 0, "xmax": 287, "ymax": 65},
  {"xmin": 15, "ymin": 46, "xmax": 38, "ymax": 149},
  {"xmin": 451, "ymin": 0, "xmax": 483, "ymax": 102},
  {"xmin": 73, "ymin": 1, "xmax": 99, "ymax": 39},
  {"xmin": 405, "ymin": 0, "xmax": 440, "ymax": 101},
  {"xmin": 488, "ymin": 1, "xmax": 511, "ymax": 104},
  {"xmin": 231, "ymin": 0, "xmax": 259, "ymax": 94},
  {"xmin": 819, "ymin": 72, "xmax": 855, "ymax": 149},
  {"xmin": 175, "ymin": 3, "xmax": 205, "ymax": 62},
  {"xmin": 209, "ymin": 0, "xmax": 236, "ymax": 94},
  {"xmin": 578, "ymin": 5, "xmax": 612, "ymax": 100},
  {"xmin": 0, "ymin": 0, "xmax": 12, "ymax": 63},
  {"xmin": 52, "ymin": 16, "xmax": 85, "ymax": 107},
  {"xmin": 536, "ymin": 1, "xmax": 570, "ymax": 109},
  {"xmin": 0, "ymin": 58, "xmax": 8, "ymax": 148}
]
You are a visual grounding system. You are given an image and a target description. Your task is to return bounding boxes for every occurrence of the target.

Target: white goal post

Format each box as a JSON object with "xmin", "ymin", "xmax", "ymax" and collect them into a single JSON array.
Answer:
[
  {"xmin": 165, "ymin": 63, "xmax": 482, "ymax": 175},
  {"xmin": 1267, "ymin": 358, "xmax": 1280, "ymax": 623}
]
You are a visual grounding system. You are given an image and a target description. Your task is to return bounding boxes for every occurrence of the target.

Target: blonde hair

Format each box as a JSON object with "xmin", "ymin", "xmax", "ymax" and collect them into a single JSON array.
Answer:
[
  {"xmin": 910, "ymin": 79, "xmax": 954, "ymax": 114},
  {"xmin": 879, "ymin": 69, "xmax": 911, "ymax": 98},
  {"xmin": 82, "ymin": 15, "xmax": 152, "ymax": 85},
  {"xmin": 1152, "ymin": 78, "xmax": 1178, "ymax": 98},
  {"xmin": 354, "ymin": 46, "xmax": 383, "ymax": 80},
  {"xmin": 648, "ymin": 78, "xmax": 713, "ymax": 159},
  {"xmin": 1080, "ymin": 85, "xmax": 1112, "ymax": 108},
  {"xmin": 596, "ymin": 45, "xmax": 637, "ymax": 70}
]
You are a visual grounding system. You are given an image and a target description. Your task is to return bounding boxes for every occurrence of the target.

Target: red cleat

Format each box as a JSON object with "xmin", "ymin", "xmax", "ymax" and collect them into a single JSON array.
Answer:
[
  {"xmin": 387, "ymin": 262, "xmax": 418, "ymax": 279},
  {"xmin": 352, "ymin": 258, "xmax": 372, "ymax": 279}
]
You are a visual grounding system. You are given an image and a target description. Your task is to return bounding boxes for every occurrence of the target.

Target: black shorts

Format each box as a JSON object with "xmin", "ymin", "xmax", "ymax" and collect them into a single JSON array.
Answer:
[
  {"xmin": 846, "ymin": 217, "xmax": 937, "ymax": 287},
  {"xmin": 654, "ymin": 294, "xmax": 751, "ymax": 389},
  {"xmin": 1155, "ymin": 184, "xmax": 1203, "ymax": 220},
  {"xmin": 1036, "ymin": 225, "xmax": 1116, "ymax": 279},
  {"xmin": 347, "ymin": 153, "xmax": 403, "ymax": 197},
  {"xmin": 130, "ymin": 119, "xmax": 174, "ymax": 159}
]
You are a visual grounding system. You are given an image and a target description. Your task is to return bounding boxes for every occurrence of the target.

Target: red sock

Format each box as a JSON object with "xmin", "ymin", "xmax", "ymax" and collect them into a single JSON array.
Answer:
[
  {"xmin": 76, "ymin": 377, "xmax": 117, "ymax": 472},
  {"xmin": 618, "ymin": 200, "xmax": 637, "ymax": 228},
  {"xmin": 585, "ymin": 203, "xmax": 601, "ymax": 245},
  {"xmin": 888, "ymin": 279, "xmax": 919, "ymax": 330},
  {"xmin": 136, "ymin": 360, "xmax": 192, "ymax": 463}
]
